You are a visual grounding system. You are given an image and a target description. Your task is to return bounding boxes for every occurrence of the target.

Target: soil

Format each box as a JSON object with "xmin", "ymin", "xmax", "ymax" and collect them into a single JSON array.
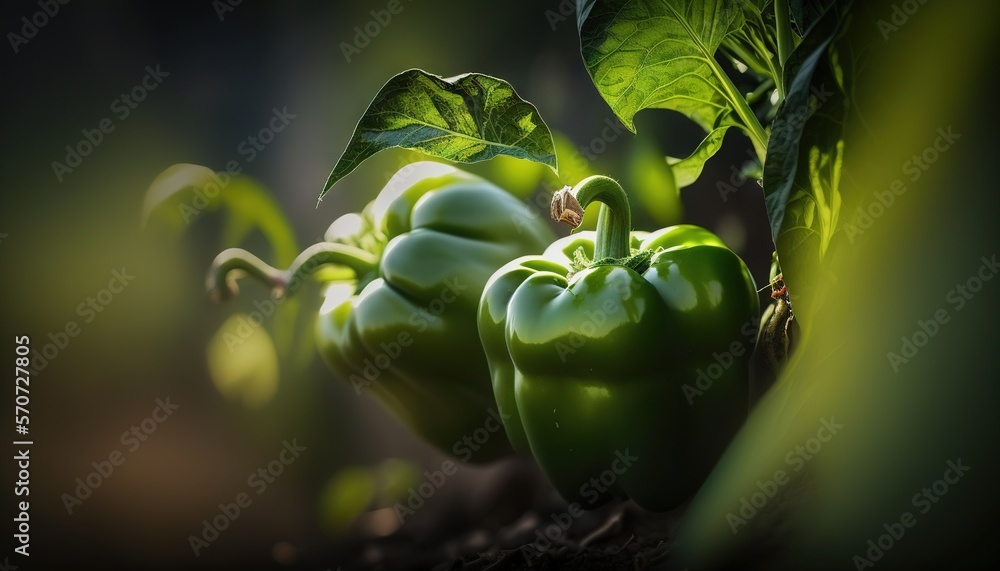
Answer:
[{"xmin": 331, "ymin": 458, "xmax": 685, "ymax": 571}]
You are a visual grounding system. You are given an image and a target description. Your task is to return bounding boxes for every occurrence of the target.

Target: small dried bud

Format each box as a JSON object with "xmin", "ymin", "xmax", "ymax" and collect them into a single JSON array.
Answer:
[{"xmin": 551, "ymin": 187, "xmax": 584, "ymax": 228}]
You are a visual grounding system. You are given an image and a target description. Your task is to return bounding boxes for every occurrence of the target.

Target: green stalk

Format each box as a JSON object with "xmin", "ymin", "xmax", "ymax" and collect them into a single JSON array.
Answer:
[
  {"xmin": 748, "ymin": 26, "xmax": 785, "ymax": 102},
  {"xmin": 721, "ymin": 37, "xmax": 771, "ymax": 77},
  {"xmin": 775, "ymin": 0, "xmax": 794, "ymax": 67},
  {"xmin": 208, "ymin": 243, "xmax": 378, "ymax": 301},
  {"xmin": 746, "ymin": 77, "xmax": 776, "ymax": 105},
  {"xmin": 664, "ymin": 3, "xmax": 769, "ymax": 161},
  {"xmin": 708, "ymin": 62, "xmax": 769, "ymax": 162},
  {"xmin": 763, "ymin": 54, "xmax": 785, "ymax": 101},
  {"xmin": 550, "ymin": 176, "xmax": 631, "ymax": 260}
]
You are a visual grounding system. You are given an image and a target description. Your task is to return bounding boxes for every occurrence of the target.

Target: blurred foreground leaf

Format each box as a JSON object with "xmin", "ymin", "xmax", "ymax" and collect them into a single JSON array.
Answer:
[
  {"xmin": 677, "ymin": 2, "xmax": 1000, "ymax": 568},
  {"xmin": 142, "ymin": 163, "xmax": 302, "ymax": 360}
]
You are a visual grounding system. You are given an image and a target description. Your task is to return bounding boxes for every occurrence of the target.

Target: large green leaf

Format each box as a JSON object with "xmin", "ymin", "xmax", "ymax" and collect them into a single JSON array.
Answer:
[
  {"xmin": 577, "ymin": 0, "xmax": 770, "ymax": 161},
  {"xmin": 578, "ymin": 0, "xmax": 739, "ymax": 132},
  {"xmin": 320, "ymin": 69, "xmax": 557, "ymax": 200}
]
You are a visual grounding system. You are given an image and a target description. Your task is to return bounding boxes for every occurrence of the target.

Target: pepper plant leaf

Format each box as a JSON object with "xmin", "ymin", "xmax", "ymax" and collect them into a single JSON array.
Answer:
[
  {"xmin": 667, "ymin": 114, "xmax": 737, "ymax": 188},
  {"xmin": 320, "ymin": 69, "xmax": 557, "ymax": 200},
  {"xmin": 788, "ymin": 0, "xmax": 836, "ymax": 33},
  {"xmin": 577, "ymin": 0, "xmax": 771, "ymax": 163},
  {"xmin": 762, "ymin": 1, "xmax": 858, "ymax": 323}
]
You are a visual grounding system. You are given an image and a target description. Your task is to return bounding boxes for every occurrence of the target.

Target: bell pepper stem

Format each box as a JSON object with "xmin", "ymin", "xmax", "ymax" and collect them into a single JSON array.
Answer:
[
  {"xmin": 551, "ymin": 175, "xmax": 631, "ymax": 260},
  {"xmin": 207, "ymin": 243, "xmax": 378, "ymax": 301}
]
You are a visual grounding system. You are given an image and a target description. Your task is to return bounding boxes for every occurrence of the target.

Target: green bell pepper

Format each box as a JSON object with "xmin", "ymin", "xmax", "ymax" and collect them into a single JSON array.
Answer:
[
  {"xmin": 479, "ymin": 176, "xmax": 759, "ymax": 510},
  {"xmin": 208, "ymin": 162, "xmax": 554, "ymax": 462}
]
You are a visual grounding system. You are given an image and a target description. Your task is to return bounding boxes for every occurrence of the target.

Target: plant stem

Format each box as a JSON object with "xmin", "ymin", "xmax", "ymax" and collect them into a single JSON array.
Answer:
[
  {"xmin": 207, "ymin": 243, "xmax": 378, "ymax": 301},
  {"xmin": 775, "ymin": 0, "xmax": 794, "ymax": 67},
  {"xmin": 551, "ymin": 176, "xmax": 631, "ymax": 260},
  {"xmin": 763, "ymin": 54, "xmax": 785, "ymax": 101},
  {"xmin": 721, "ymin": 37, "xmax": 771, "ymax": 78},
  {"xmin": 712, "ymin": 65, "xmax": 769, "ymax": 162},
  {"xmin": 749, "ymin": 28, "xmax": 785, "ymax": 103},
  {"xmin": 664, "ymin": 2, "xmax": 770, "ymax": 162},
  {"xmin": 746, "ymin": 78, "xmax": 776, "ymax": 105}
]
